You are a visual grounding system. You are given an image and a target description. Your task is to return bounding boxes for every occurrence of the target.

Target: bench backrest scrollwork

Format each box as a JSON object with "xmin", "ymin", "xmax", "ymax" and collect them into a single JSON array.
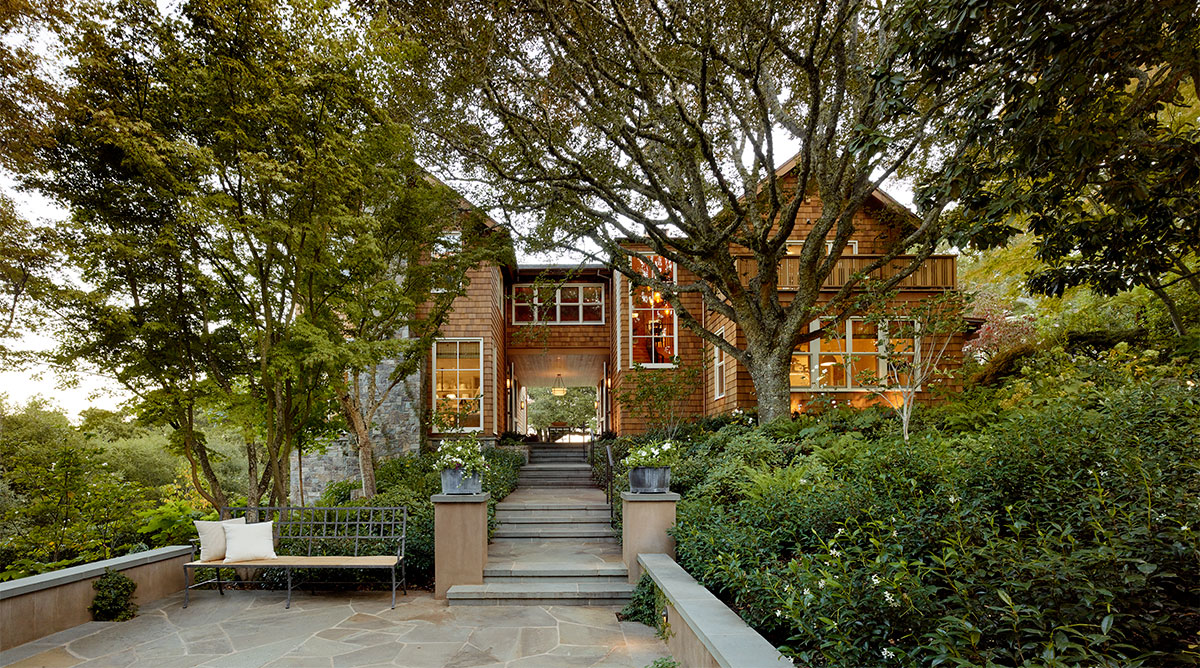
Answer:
[{"xmin": 223, "ymin": 506, "xmax": 407, "ymax": 560}]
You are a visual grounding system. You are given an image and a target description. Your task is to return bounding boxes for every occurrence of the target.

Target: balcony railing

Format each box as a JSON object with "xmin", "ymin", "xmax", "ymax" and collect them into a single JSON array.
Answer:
[{"xmin": 734, "ymin": 254, "xmax": 957, "ymax": 291}]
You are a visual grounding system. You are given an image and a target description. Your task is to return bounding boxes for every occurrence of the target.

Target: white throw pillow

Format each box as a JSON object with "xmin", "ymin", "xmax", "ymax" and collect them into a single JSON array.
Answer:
[
  {"xmin": 194, "ymin": 517, "xmax": 246, "ymax": 562},
  {"xmin": 223, "ymin": 521, "xmax": 277, "ymax": 563}
]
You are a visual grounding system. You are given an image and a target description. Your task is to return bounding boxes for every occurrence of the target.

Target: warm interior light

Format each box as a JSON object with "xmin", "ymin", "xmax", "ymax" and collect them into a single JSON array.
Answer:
[{"xmin": 551, "ymin": 373, "xmax": 567, "ymax": 396}]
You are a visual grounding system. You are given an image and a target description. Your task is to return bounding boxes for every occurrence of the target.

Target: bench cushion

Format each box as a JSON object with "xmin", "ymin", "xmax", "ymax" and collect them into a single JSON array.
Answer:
[{"xmin": 188, "ymin": 555, "xmax": 400, "ymax": 568}]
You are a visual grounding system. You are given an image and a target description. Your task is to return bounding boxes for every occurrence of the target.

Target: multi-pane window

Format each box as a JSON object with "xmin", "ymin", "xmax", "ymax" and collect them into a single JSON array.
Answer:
[
  {"xmin": 629, "ymin": 255, "xmax": 677, "ymax": 366},
  {"xmin": 433, "ymin": 339, "xmax": 482, "ymax": 430},
  {"xmin": 512, "ymin": 283, "xmax": 604, "ymax": 324},
  {"xmin": 714, "ymin": 328, "xmax": 727, "ymax": 399},
  {"xmin": 790, "ymin": 319, "xmax": 918, "ymax": 390}
]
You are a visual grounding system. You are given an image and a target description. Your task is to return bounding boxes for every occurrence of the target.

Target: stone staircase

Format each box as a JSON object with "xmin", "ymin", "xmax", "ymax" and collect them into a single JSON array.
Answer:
[
  {"xmin": 516, "ymin": 443, "xmax": 594, "ymax": 488},
  {"xmin": 446, "ymin": 485, "xmax": 634, "ymax": 606}
]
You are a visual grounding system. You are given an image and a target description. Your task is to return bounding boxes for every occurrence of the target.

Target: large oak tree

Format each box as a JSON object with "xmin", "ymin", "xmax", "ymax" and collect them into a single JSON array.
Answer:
[{"xmin": 393, "ymin": 0, "xmax": 1002, "ymax": 421}]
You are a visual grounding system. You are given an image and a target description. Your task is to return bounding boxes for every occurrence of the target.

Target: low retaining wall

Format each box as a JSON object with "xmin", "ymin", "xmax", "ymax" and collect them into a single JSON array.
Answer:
[
  {"xmin": 0, "ymin": 545, "xmax": 194, "ymax": 651},
  {"xmin": 638, "ymin": 553, "xmax": 792, "ymax": 668}
]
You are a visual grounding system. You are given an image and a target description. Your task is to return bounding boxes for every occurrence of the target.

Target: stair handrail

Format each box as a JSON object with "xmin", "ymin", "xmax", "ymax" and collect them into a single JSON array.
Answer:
[{"xmin": 604, "ymin": 441, "xmax": 615, "ymax": 525}]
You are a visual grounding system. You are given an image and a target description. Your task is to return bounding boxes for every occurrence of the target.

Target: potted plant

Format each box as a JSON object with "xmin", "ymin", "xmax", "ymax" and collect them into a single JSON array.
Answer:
[
  {"xmin": 623, "ymin": 440, "xmax": 679, "ymax": 493},
  {"xmin": 434, "ymin": 436, "xmax": 489, "ymax": 494}
]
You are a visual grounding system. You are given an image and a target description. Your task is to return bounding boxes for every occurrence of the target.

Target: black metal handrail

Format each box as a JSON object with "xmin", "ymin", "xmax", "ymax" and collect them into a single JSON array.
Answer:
[{"xmin": 605, "ymin": 441, "xmax": 615, "ymax": 525}]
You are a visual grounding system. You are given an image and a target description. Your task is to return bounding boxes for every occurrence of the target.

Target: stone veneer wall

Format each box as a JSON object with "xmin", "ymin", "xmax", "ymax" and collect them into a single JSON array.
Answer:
[{"xmin": 290, "ymin": 359, "xmax": 424, "ymax": 503}]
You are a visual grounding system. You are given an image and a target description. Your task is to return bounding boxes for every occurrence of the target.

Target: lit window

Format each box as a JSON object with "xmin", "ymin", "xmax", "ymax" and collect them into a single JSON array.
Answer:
[
  {"xmin": 785, "ymin": 240, "xmax": 859, "ymax": 256},
  {"xmin": 790, "ymin": 319, "xmax": 917, "ymax": 390},
  {"xmin": 629, "ymin": 256, "xmax": 677, "ymax": 366},
  {"xmin": 433, "ymin": 339, "xmax": 482, "ymax": 430},
  {"xmin": 714, "ymin": 328, "xmax": 727, "ymax": 399},
  {"xmin": 512, "ymin": 283, "xmax": 605, "ymax": 324}
]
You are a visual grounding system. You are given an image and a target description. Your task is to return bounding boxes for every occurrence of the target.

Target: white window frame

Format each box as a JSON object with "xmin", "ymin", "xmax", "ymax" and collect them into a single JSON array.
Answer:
[
  {"xmin": 432, "ymin": 337, "xmax": 484, "ymax": 432},
  {"xmin": 628, "ymin": 258, "xmax": 678, "ymax": 369},
  {"xmin": 789, "ymin": 318, "xmax": 920, "ymax": 392},
  {"xmin": 511, "ymin": 282, "xmax": 606, "ymax": 325},
  {"xmin": 786, "ymin": 239, "xmax": 859, "ymax": 255},
  {"xmin": 713, "ymin": 327, "xmax": 727, "ymax": 399}
]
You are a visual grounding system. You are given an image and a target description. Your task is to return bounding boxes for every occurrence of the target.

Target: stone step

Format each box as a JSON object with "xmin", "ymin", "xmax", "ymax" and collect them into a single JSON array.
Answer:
[
  {"xmin": 513, "ymin": 482, "xmax": 597, "ymax": 486},
  {"xmin": 483, "ymin": 563, "xmax": 628, "ymax": 579},
  {"xmin": 520, "ymin": 463, "xmax": 593, "ymax": 471},
  {"xmin": 493, "ymin": 512, "xmax": 611, "ymax": 523},
  {"xmin": 492, "ymin": 534, "xmax": 618, "ymax": 544},
  {"xmin": 496, "ymin": 502, "xmax": 611, "ymax": 512},
  {"xmin": 494, "ymin": 522, "xmax": 613, "ymax": 534},
  {"xmin": 492, "ymin": 525, "xmax": 616, "ymax": 539},
  {"xmin": 446, "ymin": 582, "xmax": 634, "ymax": 606}
]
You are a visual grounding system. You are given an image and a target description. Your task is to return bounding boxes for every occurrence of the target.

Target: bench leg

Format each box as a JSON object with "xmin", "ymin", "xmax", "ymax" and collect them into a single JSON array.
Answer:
[
  {"xmin": 391, "ymin": 567, "xmax": 396, "ymax": 609},
  {"xmin": 216, "ymin": 567, "xmax": 224, "ymax": 596},
  {"xmin": 183, "ymin": 566, "xmax": 190, "ymax": 608},
  {"xmin": 402, "ymin": 561, "xmax": 407, "ymax": 596},
  {"xmin": 285, "ymin": 568, "xmax": 292, "ymax": 609}
]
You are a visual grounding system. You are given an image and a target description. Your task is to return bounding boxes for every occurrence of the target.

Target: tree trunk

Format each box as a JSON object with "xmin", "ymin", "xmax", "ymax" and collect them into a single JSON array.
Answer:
[
  {"xmin": 337, "ymin": 381, "xmax": 377, "ymax": 498},
  {"xmin": 745, "ymin": 337, "xmax": 794, "ymax": 424},
  {"xmin": 246, "ymin": 437, "xmax": 260, "ymax": 521},
  {"xmin": 1148, "ymin": 283, "xmax": 1186, "ymax": 336}
]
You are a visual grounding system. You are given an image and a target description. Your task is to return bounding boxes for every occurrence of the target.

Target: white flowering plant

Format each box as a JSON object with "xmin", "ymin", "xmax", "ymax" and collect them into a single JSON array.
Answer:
[
  {"xmin": 433, "ymin": 436, "xmax": 490, "ymax": 478},
  {"xmin": 622, "ymin": 440, "xmax": 680, "ymax": 469}
]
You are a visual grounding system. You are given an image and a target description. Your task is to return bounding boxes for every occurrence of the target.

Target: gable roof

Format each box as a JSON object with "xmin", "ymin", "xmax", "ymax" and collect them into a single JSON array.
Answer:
[{"xmin": 770, "ymin": 151, "xmax": 920, "ymax": 224}]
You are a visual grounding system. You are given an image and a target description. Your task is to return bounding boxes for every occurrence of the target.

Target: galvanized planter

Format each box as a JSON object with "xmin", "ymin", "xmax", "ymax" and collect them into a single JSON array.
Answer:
[
  {"xmin": 628, "ymin": 466, "xmax": 671, "ymax": 494},
  {"xmin": 441, "ymin": 469, "xmax": 483, "ymax": 494}
]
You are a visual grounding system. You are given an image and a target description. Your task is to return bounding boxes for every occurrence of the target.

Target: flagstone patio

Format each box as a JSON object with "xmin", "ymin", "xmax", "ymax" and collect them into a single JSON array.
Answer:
[{"xmin": 0, "ymin": 589, "xmax": 670, "ymax": 668}]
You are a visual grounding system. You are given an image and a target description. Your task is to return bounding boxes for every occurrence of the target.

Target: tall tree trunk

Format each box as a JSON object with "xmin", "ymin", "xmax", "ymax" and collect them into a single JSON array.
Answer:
[
  {"xmin": 246, "ymin": 437, "xmax": 260, "ymax": 521},
  {"xmin": 744, "ymin": 337, "xmax": 794, "ymax": 424},
  {"xmin": 337, "ymin": 378, "xmax": 377, "ymax": 497},
  {"xmin": 1148, "ymin": 282, "xmax": 1187, "ymax": 336}
]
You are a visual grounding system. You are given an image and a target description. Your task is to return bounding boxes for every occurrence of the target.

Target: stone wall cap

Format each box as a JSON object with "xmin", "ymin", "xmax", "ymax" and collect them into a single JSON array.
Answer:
[
  {"xmin": 620, "ymin": 491, "xmax": 681, "ymax": 502},
  {"xmin": 0, "ymin": 545, "xmax": 195, "ymax": 600},
  {"xmin": 432, "ymin": 492, "xmax": 492, "ymax": 503},
  {"xmin": 638, "ymin": 553, "xmax": 791, "ymax": 667}
]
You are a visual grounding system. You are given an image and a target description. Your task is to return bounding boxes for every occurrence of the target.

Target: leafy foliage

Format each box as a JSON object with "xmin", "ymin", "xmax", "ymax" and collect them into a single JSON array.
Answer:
[
  {"xmin": 665, "ymin": 350, "xmax": 1200, "ymax": 665},
  {"xmin": 88, "ymin": 570, "xmax": 137, "ymax": 622}
]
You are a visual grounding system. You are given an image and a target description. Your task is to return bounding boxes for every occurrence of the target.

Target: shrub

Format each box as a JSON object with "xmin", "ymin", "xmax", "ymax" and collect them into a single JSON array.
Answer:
[
  {"xmin": 89, "ymin": 569, "xmax": 137, "ymax": 621},
  {"xmin": 668, "ymin": 350, "xmax": 1200, "ymax": 666}
]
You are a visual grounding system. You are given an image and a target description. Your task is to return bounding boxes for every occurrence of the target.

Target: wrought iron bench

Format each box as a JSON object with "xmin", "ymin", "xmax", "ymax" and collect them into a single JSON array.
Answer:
[{"xmin": 183, "ymin": 505, "xmax": 406, "ymax": 609}]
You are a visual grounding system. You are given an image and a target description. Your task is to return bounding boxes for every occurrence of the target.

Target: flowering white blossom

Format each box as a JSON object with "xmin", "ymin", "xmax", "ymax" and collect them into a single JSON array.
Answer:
[
  {"xmin": 817, "ymin": 579, "xmax": 826, "ymax": 589},
  {"xmin": 871, "ymin": 574, "xmax": 881, "ymax": 586},
  {"xmin": 829, "ymin": 548, "xmax": 840, "ymax": 557},
  {"xmin": 948, "ymin": 495, "xmax": 960, "ymax": 504},
  {"xmin": 1182, "ymin": 525, "xmax": 1191, "ymax": 532},
  {"xmin": 803, "ymin": 588, "xmax": 812, "ymax": 596},
  {"xmin": 881, "ymin": 648, "xmax": 895, "ymax": 659},
  {"xmin": 774, "ymin": 609, "xmax": 782, "ymax": 617}
]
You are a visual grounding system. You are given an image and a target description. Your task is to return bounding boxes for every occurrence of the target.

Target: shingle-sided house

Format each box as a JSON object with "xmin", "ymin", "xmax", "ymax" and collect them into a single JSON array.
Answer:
[
  {"xmin": 293, "ymin": 156, "xmax": 965, "ymax": 498},
  {"xmin": 424, "ymin": 160, "xmax": 964, "ymax": 441}
]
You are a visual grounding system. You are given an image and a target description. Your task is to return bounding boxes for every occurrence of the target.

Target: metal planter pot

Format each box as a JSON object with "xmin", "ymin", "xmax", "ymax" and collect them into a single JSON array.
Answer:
[
  {"xmin": 628, "ymin": 466, "xmax": 671, "ymax": 494},
  {"xmin": 441, "ymin": 469, "xmax": 483, "ymax": 494}
]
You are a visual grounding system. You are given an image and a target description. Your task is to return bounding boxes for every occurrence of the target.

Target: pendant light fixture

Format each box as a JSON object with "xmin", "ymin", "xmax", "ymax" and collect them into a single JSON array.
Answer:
[{"xmin": 551, "ymin": 373, "xmax": 567, "ymax": 396}]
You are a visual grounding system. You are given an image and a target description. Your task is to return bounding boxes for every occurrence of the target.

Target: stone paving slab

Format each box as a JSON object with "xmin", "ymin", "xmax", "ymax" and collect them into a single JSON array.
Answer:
[{"xmin": 0, "ymin": 590, "xmax": 669, "ymax": 668}]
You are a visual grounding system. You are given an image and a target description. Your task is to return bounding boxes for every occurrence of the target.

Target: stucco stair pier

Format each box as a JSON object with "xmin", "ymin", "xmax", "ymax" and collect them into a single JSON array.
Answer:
[{"xmin": 447, "ymin": 487, "xmax": 634, "ymax": 606}]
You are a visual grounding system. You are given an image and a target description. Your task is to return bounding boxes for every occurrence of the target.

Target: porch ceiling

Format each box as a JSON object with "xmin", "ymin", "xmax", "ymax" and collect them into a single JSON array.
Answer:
[{"xmin": 511, "ymin": 350, "xmax": 607, "ymax": 388}]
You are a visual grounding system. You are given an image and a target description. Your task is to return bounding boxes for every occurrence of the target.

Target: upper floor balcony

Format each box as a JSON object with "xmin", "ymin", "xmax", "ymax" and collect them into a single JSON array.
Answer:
[{"xmin": 734, "ymin": 254, "xmax": 957, "ymax": 291}]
